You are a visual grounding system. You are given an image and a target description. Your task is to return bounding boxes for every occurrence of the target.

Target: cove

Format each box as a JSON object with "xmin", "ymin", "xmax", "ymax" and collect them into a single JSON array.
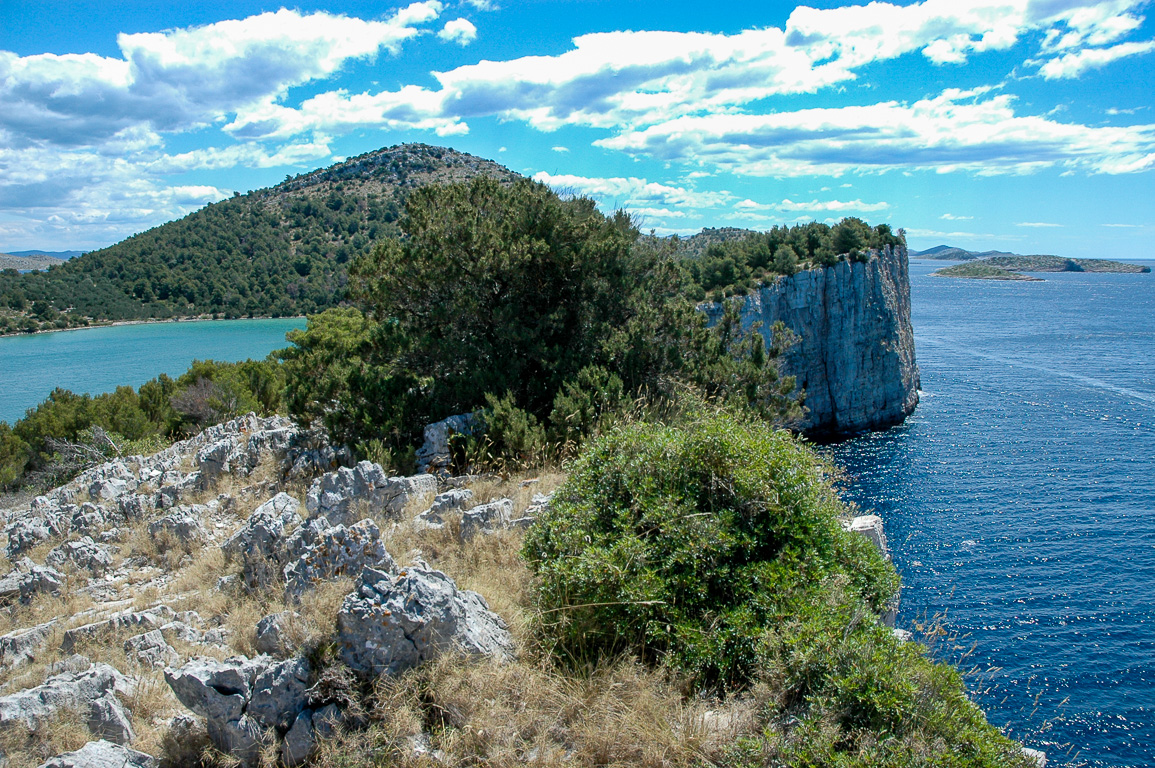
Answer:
[{"xmin": 0, "ymin": 318, "xmax": 305, "ymax": 425}]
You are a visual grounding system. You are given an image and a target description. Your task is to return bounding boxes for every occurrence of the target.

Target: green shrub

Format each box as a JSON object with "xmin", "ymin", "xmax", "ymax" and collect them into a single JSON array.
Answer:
[
  {"xmin": 524, "ymin": 404, "xmax": 1038, "ymax": 766},
  {"xmin": 523, "ymin": 403, "xmax": 897, "ymax": 690}
]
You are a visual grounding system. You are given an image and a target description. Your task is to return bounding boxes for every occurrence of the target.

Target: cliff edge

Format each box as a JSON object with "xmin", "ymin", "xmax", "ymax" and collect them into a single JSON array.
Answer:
[{"xmin": 707, "ymin": 244, "xmax": 919, "ymax": 436}]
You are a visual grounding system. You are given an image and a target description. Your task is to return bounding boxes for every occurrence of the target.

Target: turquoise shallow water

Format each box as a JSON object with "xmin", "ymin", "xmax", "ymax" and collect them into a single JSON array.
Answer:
[
  {"xmin": 0, "ymin": 318, "xmax": 305, "ymax": 425},
  {"xmin": 830, "ymin": 261, "xmax": 1155, "ymax": 768}
]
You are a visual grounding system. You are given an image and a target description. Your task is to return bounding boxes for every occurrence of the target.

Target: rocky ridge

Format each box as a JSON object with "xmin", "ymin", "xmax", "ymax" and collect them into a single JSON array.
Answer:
[{"xmin": 0, "ymin": 413, "xmax": 552, "ymax": 768}]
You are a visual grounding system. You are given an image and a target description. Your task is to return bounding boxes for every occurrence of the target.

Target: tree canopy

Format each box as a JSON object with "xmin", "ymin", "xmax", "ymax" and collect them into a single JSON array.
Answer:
[{"xmin": 281, "ymin": 177, "xmax": 800, "ymax": 465}]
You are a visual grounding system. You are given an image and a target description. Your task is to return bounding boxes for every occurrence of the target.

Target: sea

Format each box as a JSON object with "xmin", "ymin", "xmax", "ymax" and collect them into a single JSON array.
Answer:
[
  {"xmin": 829, "ymin": 259, "xmax": 1155, "ymax": 768},
  {"xmin": 0, "ymin": 318, "xmax": 305, "ymax": 426},
  {"xmin": 2, "ymin": 264, "xmax": 1153, "ymax": 765}
]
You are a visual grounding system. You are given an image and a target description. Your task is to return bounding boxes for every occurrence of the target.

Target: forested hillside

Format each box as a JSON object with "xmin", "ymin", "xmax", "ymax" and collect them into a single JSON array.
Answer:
[
  {"xmin": 0, "ymin": 144, "xmax": 516, "ymax": 334},
  {"xmin": 0, "ymin": 142, "xmax": 903, "ymax": 336}
]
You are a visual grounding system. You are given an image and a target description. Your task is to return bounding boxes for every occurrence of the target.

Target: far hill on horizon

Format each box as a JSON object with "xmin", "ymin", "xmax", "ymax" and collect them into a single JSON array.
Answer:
[
  {"xmin": 0, "ymin": 252, "xmax": 66, "ymax": 271},
  {"xmin": 0, "ymin": 144, "xmax": 519, "ymax": 332},
  {"xmin": 4, "ymin": 250, "xmax": 85, "ymax": 260},
  {"xmin": 911, "ymin": 245, "xmax": 1028, "ymax": 260}
]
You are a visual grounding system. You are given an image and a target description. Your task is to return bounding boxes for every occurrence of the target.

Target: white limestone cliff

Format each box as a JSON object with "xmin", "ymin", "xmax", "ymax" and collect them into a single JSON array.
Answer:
[{"xmin": 705, "ymin": 244, "xmax": 920, "ymax": 435}]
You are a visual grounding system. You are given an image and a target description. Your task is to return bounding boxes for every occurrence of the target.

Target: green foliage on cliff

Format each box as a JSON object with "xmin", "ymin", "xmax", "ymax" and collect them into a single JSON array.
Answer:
[
  {"xmin": 675, "ymin": 219, "xmax": 905, "ymax": 301},
  {"xmin": 525, "ymin": 403, "xmax": 1038, "ymax": 767},
  {"xmin": 281, "ymin": 177, "xmax": 801, "ymax": 463}
]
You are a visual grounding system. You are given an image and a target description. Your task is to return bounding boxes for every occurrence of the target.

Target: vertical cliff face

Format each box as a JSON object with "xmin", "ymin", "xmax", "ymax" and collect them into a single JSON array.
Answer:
[{"xmin": 706, "ymin": 245, "xmax": 919, "ymax": 436}]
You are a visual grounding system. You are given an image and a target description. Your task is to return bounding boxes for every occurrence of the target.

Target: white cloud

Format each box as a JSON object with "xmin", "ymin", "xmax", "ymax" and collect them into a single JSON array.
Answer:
[
  {"xmin": 225, "ymin": 86, "xmax": 466, "ymax": 139},
  {"xmin": 0, "ymin": 4, "xmax": 444, "ymax": 148},
  {"xmin": 1015, "ymin": 221, "xmax": 1063, "ymax": 227},
  {"xmin": 551, "ymin": 146, "xmax": 569, "ymax": 152},
  {"xmin": 0, "ymin": 141, "xmax": 233, "ymax": 249},
  {"xmin": 532, "ymin": 172, "xmax": 735, "ymax": 210},
  {"xmin": 596, "ymin": 89, "xmax": 1155, "ymax": 177},
  {"xmin": 736, "ymin": 198, "xmax": 890, "ymax": 213},
  {"xmin": 1036, "ymin": 39, "xmax": 1155, "ymax": 79},
  {"xmin": 940, "ymin": 213, "xmax": 974, "ymax": 220},
  {"xmin": 153, "ymin": 141, "xmax": 334, "ymax": 172},
  {"xmin": 438, "ymin": 19, "xmax": 478, "ymax": 45}
]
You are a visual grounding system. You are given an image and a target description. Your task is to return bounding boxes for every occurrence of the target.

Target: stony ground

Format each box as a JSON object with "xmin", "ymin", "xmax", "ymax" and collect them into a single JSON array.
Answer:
[{"xmin": 0, "ymin": 414, "xmax": 564, "ymax": 768}]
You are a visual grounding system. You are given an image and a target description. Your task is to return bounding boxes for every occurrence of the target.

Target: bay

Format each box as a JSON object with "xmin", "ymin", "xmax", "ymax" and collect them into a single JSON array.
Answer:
[
  {"xmin": 0, "ymin": 318, "xmax": 305, "ymax": 425},
  {"xmin": 829, "ymin": 261, "xmax": 1155, "ymax": 768}
]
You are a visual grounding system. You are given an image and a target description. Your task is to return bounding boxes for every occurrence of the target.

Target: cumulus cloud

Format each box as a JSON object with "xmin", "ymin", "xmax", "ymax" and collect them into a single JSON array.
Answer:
[
  {"xmin": 940, "ymin": 213, "xmax": 974, "ymax": 220},
  {"xmin": 1035, "ymin": 39, "xmax": 1155, "ymax": 79},
  {"xmin": 438, "ymin": 19, "xmax": 478, "ymax": 45},
  {"xmin": 0, "ymin": 4, "xmax": 445, "ymax": 147},
  {"xmin": 596, "ymin": 89, "xmax": 1155, "ymax": 177},
  {"xmin": 0, "ymin": 141, "xmax": 232, "ymax": 248},
  {"xmin": 532, "ymin": 172, "xmax": 735, "ymax": 210},
  {"xmin": 737, "ymin": 198, "xmax": 890, "ymax": 213}
]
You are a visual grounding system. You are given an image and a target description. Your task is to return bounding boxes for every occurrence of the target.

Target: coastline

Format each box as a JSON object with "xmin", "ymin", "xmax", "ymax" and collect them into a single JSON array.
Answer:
[{"xmin": 0, "ymin": 313, "xmax": 307, "ymax": 339}]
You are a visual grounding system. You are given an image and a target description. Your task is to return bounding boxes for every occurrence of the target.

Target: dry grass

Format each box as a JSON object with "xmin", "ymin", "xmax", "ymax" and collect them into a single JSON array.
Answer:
[
  {"xmin": 0, "ymin": 706, "xmax": 95, "ymax": 768},
  {"xmin": 311, "ymin": 653, "xmax": 750, "ymax": 768},
  {"xmin": 301, "ymin": 470, "xmax": 756, "ymax": 768}
]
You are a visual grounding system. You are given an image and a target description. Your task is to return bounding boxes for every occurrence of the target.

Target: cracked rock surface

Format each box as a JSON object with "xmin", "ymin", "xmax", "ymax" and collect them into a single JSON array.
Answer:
[{"xmin": 336, "ymin": 564, "xmax": 513, "ymax": 676}]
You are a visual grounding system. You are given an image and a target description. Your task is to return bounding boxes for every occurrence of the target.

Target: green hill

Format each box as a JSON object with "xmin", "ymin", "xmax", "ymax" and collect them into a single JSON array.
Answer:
[{"xmin": 0, "ymin": 144, "xmax": 517, "ymax": 334}]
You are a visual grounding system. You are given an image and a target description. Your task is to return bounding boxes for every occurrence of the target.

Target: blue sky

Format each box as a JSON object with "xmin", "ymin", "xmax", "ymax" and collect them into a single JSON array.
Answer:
[{"xmin": 1, "ymin": 0, "xmax": 1153, "ymax": 258}]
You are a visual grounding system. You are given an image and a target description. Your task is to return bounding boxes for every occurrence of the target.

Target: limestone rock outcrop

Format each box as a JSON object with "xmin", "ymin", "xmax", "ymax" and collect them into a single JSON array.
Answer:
[
  {"xmin": 305, "ymin": 461, "xmax": 436, "ymax": 526},
  {"xmin": 36, "ymin": 740, "xmax": 157, "ymax": 768},
  {"xmin": 705, "ymin": 245, "xmax": 918, "ymax": 435},
  {"xmin": 415, "ymin": 413, "xmax": 478, "ymax": 474},
  {"xmin": 336, "ymin": 564, "xmax": 512, "ymax": 676}
]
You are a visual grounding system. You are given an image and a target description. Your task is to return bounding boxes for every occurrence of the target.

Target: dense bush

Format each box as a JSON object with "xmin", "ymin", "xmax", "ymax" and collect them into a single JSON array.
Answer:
[
  {"xmin": 524, "ymin": 404, "xmax": 1038, "ymax": 766},
  {"xmin": 676, "ymin": 219, "xmax": 904, "ymax": 300},
  {"xmin": 523, "ymin": 403, "xmax": 897, "ymax": 688}
]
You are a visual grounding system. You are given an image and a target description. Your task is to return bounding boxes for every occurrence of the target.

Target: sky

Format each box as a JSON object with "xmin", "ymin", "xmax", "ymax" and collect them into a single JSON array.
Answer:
[{"xmin": 1, "ymin": 0, "xmax": 1153, "ymax": 259}]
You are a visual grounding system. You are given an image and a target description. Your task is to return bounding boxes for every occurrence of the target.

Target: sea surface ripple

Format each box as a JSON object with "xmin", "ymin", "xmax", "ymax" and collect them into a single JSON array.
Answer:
[{"xmin": 829, "ymin": 261, "xmax": 1155, "ymax": 768}]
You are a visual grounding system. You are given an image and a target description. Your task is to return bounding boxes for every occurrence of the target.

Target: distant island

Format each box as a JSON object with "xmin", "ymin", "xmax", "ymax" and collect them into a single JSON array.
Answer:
[
  {"xmin": 0, "ymin": 252, "xmax": 66, "ymax": 271},
  {"xmin": 933, "ymin": 262, "xmax": 1043, "ymax": 281},
  {"xmin": 919, "ymin": 245, "xmax": 1150, "ymax": 280},
  {"xmin": 912, "ymin": 245, "xmax": 1022, "ymax": 260}
]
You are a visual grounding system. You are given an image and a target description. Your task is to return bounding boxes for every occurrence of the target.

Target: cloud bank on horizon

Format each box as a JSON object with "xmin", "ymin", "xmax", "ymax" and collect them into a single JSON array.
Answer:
[{"xmin": 1, "ymin": 0, "xmax": 1152, "ymax": 258}]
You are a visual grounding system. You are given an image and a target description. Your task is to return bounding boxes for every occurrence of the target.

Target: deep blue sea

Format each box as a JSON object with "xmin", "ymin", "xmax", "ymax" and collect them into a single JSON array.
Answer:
[
  {"xmin": 830, "ymin": 260, "xmax": 1155, "ymax": 768},
  {"xmin": 0, "ymin": 318, "xmax": 305, "ymax": 425}
]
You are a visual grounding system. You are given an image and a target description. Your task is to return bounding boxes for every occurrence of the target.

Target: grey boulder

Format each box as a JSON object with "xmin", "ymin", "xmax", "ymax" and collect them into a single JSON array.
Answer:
[
  {"xmin": 147, "ymin": 506, "xmax": 208, "ymax": 544},
  {"xmin": 36, "ymin": 740, "xmax": 156, "ymax": 768},
  {"xmin": 282, "ymin": 518, "xmax": 395, "ymax": 599},
  {"xmin": 336, "ymin": 564, "xmax": 512, "ymax": 676},
  {"xmin": 221, "ymin": 493, "xmax": 302, "ymax": 590},
  {"xmin": 125, "ymin": 630, "xmax": 180, "ymax": 668},
  {"xmin": 165, "ymin": 654, "xmax": 312, "ymax": 765},
  {"xmin": 46, "ymin": 537, "xmax": 116, "ymax": 575},
  {"xmin": 305, "ymin": 462, "xmax": 436, "ymax": 526},
  {"xmin": 0, "ymin": 661, "xmax": 134, "ymax": 742},
  {"xmin": 460, "ymin": 498, "xmax": 514, "ymax": 541}
]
